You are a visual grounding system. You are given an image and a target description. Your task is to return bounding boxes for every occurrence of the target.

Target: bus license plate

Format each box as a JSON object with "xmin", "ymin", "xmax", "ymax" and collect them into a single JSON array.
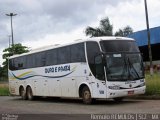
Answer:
[{"xmin": 128, "ymin": 90, "xmax": 134, "ymax": 95}]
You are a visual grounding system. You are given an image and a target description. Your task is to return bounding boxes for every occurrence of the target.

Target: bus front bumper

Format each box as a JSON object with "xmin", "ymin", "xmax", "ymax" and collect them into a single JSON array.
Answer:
[{"xmin": 107, "ymin": 86, "xmax": 146, "ymax": 99}]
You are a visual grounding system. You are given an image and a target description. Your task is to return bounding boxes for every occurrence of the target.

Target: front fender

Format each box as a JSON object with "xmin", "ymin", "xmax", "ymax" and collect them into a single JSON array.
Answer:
[{"xmin": 78, "ymin": 82, "xmax": 93, "ymax": 97}]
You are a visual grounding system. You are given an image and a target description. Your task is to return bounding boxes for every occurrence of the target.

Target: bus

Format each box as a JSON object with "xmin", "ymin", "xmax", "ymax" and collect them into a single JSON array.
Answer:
[{"xmin": 8, "ymin": 37, "xmax": 146, "ymax": 104}]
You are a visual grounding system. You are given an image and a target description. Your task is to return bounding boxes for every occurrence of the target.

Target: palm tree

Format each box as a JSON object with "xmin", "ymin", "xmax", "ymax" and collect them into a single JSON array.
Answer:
[
  {"xmin": 115, "ymin": 26, "xmax": 133, "ymax": 37},
  {"xmin": 85, "ymin": 17, "xmax": 133, "ymax": 37},
  {"xmin": 85, "ymin": 17, "xmax": 113, "ymax": 37}
]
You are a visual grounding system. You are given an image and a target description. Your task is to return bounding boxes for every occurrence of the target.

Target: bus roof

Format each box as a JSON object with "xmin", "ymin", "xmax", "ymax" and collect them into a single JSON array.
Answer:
[{"xmin": 9, "ymin": 36, "xmax": 134, "ymax": 59}]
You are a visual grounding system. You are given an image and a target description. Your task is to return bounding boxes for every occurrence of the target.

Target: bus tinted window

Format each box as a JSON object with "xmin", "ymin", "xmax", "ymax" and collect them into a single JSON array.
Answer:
[
  {"xmin": 13, "ymin": 58, "xmax": 19, "ymax": 70},
  {"xmin": 86, "ymin": 42, "xmax": 101, "ymax": 78},
  {"xmin": 9, "ymin": 42, "xmax": 86, "ymax": 70},
  {"xmin": 18, "ymin": 56, "xmax": 26, "ymax": 69},
  {"xmin": 9, "ymin": 59, "xmax": 17, "ymax": 70},
  {"xmin": 57, "ymin": 46, "xmax": 71, "ymax": 64},
  {"xmin": 71, "ymin": 43, "xmax": 86, "ymax": 62},
  {"xmin": 26, "ymin": 54, "xmax": 35, "ymax": 68},
  {"xmin": 100, "ymin": 40, "xmax": 139, "ymax": 52},
  {"xmin": 46, "ymin": 49, "xmax": 57, "ymax": 66},
  {"xmin": 35, "ymin": 52, "xmax": 46, "ymax": 67},
  {"xmin": 10, "ymin": 56, "xmax": 26, "ymax": 70},
  {"xmin": 9, "ymin": 59, "xmax": 14, "ymax": 70}
]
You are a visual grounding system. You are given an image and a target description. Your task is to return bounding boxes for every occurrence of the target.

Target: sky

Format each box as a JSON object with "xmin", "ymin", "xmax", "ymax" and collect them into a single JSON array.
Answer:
[{"xmin": 0, "ymin": 0, "xmax": 160, "ymax": 66}]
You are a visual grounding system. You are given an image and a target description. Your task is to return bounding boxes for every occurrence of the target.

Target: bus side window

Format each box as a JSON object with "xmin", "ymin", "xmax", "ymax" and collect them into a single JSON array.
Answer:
[
  {"xmin": 57, "ymin": 46, "xmax": 71, "ymax": 64},
  {"xmin": 35, "ymin": 52, "xmax": 46, "ymax": 67},
  {"xmin": 71, "ymin": 43, "xmax": 86, "ymax": 63},
  {"xmin": 94, "ymin": 55, "xmax": 105, "ymax": 80},
  {"xmin": 26, "ymin": 55, "xmax": 35, "ymax": 69},
  {"xmin": 46, "ymin": 49, "xmax": 57, "ymax": 66},
  {"xmin": 86, "ymin": 41, "xmax": 104, "ymax": 80},
  {"xmin": 9, "ymin": 59, "xmax": 15, "ymax": 70}
]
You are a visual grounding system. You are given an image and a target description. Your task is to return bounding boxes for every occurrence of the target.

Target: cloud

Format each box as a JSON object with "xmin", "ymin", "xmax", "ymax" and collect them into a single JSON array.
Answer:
[
  {"xmin": 0, "ymin": 0, "xmax": 160, "ymax": 66},
  {"xmin": 0, "ymin": 0, "xmax": 131, "ymax": 44},
  {"xmin": 103, "ymin": 0, "xmax": 160, "ymax": 32},
  {"xmin": 0, "ymin": 0, "xmax": 115, "ymax": 65}
]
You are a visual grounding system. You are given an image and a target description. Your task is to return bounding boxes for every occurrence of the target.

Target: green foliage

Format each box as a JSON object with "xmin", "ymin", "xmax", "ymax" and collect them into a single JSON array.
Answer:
[
  {"xmin": 145, "ymin": 73, "xmax": 160, "ymax": 95},
  {"xmin": 115, "ymin": 26, "xmax": 133, "ymax": 37},
  {"xmin": 85, "ymin": 17, "xmax": 113, "ymax": 37},
  {"xmin": 3, "ymin": 43, "xmax": 29, "ymax": 60},
  {"xmin": 0, "ymin": 84, "xmax": 9, "ymax": 96},
  {"xmin": 85, "ymin": 17, "xmax": 133, "ymax": 37},
  {"xmin": 0, "ymin": 43, "xmax": 29, "ymax": 79}
]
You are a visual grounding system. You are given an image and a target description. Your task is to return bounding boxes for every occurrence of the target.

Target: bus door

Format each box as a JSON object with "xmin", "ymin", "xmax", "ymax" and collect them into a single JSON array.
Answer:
[{"xmin": 94, "ymin": 55, "xmax": 107, "ymax": 98}]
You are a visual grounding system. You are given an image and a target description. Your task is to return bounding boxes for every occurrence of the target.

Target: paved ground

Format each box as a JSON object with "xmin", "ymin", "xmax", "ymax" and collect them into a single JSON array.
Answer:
[{"xmin": 0, "ymin": 96, "xmax": 160, "ymax": 120}]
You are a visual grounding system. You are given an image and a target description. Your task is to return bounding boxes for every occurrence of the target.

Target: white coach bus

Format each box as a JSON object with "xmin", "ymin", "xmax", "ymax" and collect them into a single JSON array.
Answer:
[{"xmin": 8, "ymin": 37, "xmax": 146, "ymax": 104}]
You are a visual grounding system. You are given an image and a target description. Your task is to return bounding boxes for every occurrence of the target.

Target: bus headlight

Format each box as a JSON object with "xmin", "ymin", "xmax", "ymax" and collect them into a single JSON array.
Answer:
[
  {"xmin": 108, "ymin": 86, "xmax": 120, "ymax": 90},
  {"xmin": 139, "ymin": 82, "xmax": 145, "ymax": 87}
]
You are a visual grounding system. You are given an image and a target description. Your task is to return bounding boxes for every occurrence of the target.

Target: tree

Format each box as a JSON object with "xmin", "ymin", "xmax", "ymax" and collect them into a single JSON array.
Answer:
[
  {"xmin": 0, "ymin": 43, "xmax": 29, "ymax": 79},
  {"xmin": 3, "ymin": 43, "xmax": 29, "ymax": 61},
  {"xmin": 85, "ymin": 17, "xmax": 133, "ymax": 37},
  {"xmin": 115, "ymin": 26, "xmax": 133, "ymax": 37},
  {"xmin": 0, "ymin": 66, "xmax": 2, "ymax": 79},
  {"xmin": 85, "ymin": 17, "xmax": 113, "ymax": 37}
]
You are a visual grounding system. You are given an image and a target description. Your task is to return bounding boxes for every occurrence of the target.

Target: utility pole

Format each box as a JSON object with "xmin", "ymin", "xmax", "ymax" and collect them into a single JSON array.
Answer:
[
  {"xmin": 8, "ymin": 35, "xmax": 11, "ymax": 48},
  {"xmin": 6, "ymin": 13, "xmax": 17, "ymax": 46},
  {"xmin": 144, "ymin": 0, "xmax": 153, "ymax": 75}
]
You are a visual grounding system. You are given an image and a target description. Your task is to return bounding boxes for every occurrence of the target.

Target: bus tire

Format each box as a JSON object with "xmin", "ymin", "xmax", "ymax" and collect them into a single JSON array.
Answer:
[
  {"xmin": 82, "ymin": 86, "xmax": 92, "ymax": 104},
  {"xmin": 26, "ymin": 86, "xmax": 34, "ymax": 100},
  {"xmin": 19, "ymin": 87, "xmax": 27, "ymax": 100}
]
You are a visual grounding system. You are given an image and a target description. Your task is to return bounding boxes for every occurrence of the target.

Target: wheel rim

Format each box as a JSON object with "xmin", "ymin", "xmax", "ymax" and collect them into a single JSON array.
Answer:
[
  {"xmin": 84, "ymin": 91, "xmax": 90, "ymax": 100},
  {"xmin": 83, "ymin": 90, "xmax": 91, "ymax": 103}
]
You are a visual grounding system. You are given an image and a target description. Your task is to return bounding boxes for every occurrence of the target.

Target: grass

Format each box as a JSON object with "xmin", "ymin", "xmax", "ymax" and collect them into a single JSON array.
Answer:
[
  {"xmin": 0, "ymin": 83, "xmax": 10, "ymax": 96},
  {"xmin": 145, "ymin": 72, "xmax": 160, "ymax": 95}
]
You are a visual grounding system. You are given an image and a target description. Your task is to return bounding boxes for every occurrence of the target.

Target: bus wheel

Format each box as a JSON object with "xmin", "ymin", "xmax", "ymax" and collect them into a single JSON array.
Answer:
[
  {"xmin": 20, "ymin": 87, "xmax": 27, "ymax": 100},
  {"xmin": 114, "ymin": 97, "xmax": 124, "ymax": 102},
  {"xmin": 27, "ymin": 86, "xmax": 34, "ymax": 100},
  {"xmin": 82, "ymin": 86, "xmax": 92, "ymax": 104}
]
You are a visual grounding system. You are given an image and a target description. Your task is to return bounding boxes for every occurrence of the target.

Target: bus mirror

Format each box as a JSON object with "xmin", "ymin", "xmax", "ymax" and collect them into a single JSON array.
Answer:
[{"xmin": 94, "ymin": 55, "xmax": 103, "ymax": 65}]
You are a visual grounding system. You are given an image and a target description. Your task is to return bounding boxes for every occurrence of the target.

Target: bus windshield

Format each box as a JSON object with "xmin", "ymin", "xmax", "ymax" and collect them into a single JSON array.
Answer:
[
  {"xmin": 100, "ymin": 40, "xmax": 139, "ymax": 52},
  {"xmin": 100, "ymin": 40, "xmax": 144, "ymax": 81},
  {"xmin": 104, "ymin": 53, "xmax": 144, "ymax": 81}
]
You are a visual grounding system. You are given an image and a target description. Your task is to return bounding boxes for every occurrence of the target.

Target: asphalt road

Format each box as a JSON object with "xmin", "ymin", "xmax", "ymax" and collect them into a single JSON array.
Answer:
[{"xmin": 0, "ymin": 96, "xmax": 160, "ymax": 120}]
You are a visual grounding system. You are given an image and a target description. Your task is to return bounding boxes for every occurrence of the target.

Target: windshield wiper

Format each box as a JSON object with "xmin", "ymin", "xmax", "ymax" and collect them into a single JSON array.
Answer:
[
  {"xmin": 127, "ymin": 57, "xmax": 140, "ymax": 79},
  {"xmin": 120, "ymin": 55, "xmax": 129, "ymax": 81}
]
